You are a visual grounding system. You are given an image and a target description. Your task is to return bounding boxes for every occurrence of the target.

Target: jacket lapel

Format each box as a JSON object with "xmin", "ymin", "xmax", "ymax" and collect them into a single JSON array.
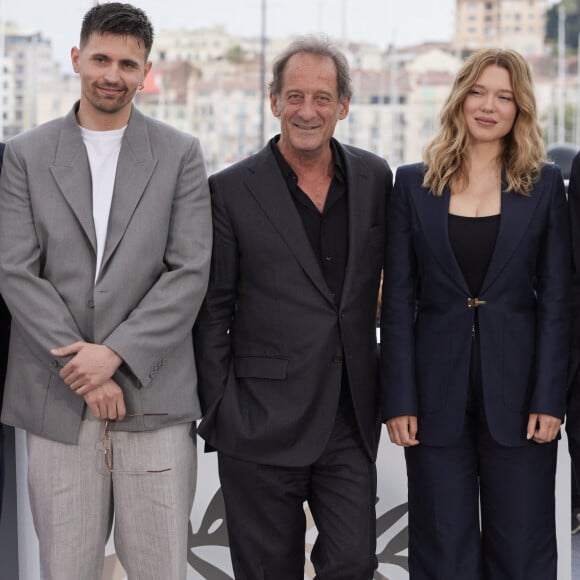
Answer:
[
  {"xmin": 340, "ymin": 144, "xmax": 367, "ymax": 304},
  {"xmin": 99, "ymin": 107, "xmax": 158, "ymax": 276},
  {"xmin": 413, "ymin": 172, "xmax": 542, "ymax": 297},
  {"xmin": 414, "ymin": 185, "xmax": 470, "ymax": 294},
  {"xmin": 479, "ymin": 187, "xmax": 541, "ymax": 294},
  {"xmin": 244, "ymin": 146, "xmax": 335, "ymax": 306},
  {"xmin": 49, "ymin": 107, "xmax": 97, "ymax": 252}
]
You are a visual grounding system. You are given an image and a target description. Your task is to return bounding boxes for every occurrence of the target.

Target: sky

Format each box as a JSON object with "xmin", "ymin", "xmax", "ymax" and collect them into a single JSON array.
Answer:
[{"xmin": 2, "ymin": 0, "xmax": 456, "ymax": 69}]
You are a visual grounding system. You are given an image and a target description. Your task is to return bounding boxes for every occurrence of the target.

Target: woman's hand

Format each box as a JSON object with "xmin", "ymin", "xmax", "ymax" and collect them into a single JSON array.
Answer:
[
  {"xmin": 386, "ymin": 415, "xmax": 420, "ymax": 447},
  {"xmin": 526, "ymin": 413, "xmax": 561, "ymax": 443}
]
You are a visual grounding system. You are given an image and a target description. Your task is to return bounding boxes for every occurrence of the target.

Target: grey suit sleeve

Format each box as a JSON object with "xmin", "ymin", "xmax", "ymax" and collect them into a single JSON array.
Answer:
[
  {"xmin": 103, "ymin": 138, "xmax": 212, "ymax": 387},
  {"xmin": 0, "ymin": 141, "xmax": 86, "ymax": 371}
]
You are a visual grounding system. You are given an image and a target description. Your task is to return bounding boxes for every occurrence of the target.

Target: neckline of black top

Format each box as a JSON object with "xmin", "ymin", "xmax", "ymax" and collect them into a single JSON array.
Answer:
[{"xmin": 448, "ymin": 213, "xmax": 500, "ymax": 220}]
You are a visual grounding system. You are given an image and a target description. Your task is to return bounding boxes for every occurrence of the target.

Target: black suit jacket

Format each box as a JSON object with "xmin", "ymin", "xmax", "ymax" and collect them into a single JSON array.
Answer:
[
  {"xmin": 567, "ymin": 152, "xmax": 580, "ymax": 443},
  {"xmin": 194, "ymin": 140, "xmax": 392, "ymax": 466},
  {"xmin": 0, "ymin": 143, "xmax": 9, "ymax": 411}
]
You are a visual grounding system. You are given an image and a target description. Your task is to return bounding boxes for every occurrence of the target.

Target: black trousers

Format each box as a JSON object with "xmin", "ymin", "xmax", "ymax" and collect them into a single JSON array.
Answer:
[
  {"xmin": 218, "ymin": 393, "xmax": 377, "ymax": 580},
  {"xmin": 405, "ymin": 334, "xmax": 558, "ymax": 580}
]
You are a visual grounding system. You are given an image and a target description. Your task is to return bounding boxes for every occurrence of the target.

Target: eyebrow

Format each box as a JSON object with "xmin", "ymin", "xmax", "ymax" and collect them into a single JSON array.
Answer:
[
  {"xmin": 90, "ymin": 53, "xmax": 140, "ymax": 66},
  {"xmin": 472, "ymin": 82, "xmax": 514, "ymax": 94}
]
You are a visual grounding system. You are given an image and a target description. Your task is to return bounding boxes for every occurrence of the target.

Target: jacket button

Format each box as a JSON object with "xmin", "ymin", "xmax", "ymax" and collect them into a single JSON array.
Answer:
[{"xmin": 87, "ymin": 299, "xmax": 95, "ymax": 309}]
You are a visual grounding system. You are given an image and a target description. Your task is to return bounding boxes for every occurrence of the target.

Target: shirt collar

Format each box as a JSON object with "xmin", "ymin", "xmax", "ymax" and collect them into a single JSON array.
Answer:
[{"xmin": 270, "ymin": 135, "xmax": 346, "ymax": 183}]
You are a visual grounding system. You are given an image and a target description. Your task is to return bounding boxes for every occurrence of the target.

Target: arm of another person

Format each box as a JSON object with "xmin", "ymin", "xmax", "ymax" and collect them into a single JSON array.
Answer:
[
  {"xmin": 380, "ymin": 169, "xmax": 420, "ymax": 446},
  {"xmin": 0, "ymin": 142, "xmax": 8, "ymax": 409},
  {"xmin": 528, "ymin": 166, "xmax": 571, "ymax": 443},
  {"xmin": 193, "ymin": 174, "xmax": 238, "ymax": 415}
]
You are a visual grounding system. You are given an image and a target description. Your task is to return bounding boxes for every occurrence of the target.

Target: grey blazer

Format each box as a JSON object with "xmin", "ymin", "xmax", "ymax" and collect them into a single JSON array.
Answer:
[{"xmin": 0, "ymin": 104, "xmax": 212, "ymax": 444}]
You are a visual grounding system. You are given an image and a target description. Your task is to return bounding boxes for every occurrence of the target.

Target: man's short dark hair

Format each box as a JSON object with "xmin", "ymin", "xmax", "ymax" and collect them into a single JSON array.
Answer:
[{"xmin": 80, "ymin": 2, "xmax": 154, "ymax": 59}]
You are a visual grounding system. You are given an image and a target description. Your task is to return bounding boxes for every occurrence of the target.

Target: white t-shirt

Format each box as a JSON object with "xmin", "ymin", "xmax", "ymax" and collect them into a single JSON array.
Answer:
[{"xmin": 80, "ymin": 125, "xmax": 126, "ymax": 281}]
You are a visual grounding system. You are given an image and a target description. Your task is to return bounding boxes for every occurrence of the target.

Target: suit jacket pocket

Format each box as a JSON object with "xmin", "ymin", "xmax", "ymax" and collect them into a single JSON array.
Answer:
[{"xmin": 234, "ymin": 356, "xmax": 288, "ymax": 380}]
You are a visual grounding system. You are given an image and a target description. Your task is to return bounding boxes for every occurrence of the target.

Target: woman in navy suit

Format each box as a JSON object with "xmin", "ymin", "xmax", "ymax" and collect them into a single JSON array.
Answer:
[{"xmin": 380, "ymin": 49, "xmax": 569, "ymax": 579}]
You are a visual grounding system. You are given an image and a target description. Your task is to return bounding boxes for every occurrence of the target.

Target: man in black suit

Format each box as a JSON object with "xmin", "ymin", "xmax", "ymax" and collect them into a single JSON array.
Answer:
[
  {"xmin": 0, "ymin": 141, "xmax": 9, "ymax": 520},
  {"xmin": 194, "ymin": 36, "xmax": 392, "ymax": 579}
]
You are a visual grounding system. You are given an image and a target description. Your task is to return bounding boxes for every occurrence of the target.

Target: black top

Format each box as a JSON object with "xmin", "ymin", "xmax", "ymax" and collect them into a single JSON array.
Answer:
[
  {"xmin": 448, "ymin": 213, "xmax": 500, "ymax": 297},
  {"xmin": 271, "ymin": 136, "xmax": 348, "ymax": 305}
]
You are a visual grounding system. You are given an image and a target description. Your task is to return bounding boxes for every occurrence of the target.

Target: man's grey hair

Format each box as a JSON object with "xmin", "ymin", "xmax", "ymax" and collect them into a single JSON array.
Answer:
[{"xmin": 269, "ymin": 35, "xmax": 353, "ymax": 101}]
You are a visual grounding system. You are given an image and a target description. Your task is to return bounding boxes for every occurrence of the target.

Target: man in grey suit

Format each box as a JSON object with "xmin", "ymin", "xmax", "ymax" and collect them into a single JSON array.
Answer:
[
  {"xmin": 194, "ymin": 36, "xmax": 392, "ymax": 578},
  {"xmin": 0, "ymin": 4, "xmax": 211, "ymax": 579}
]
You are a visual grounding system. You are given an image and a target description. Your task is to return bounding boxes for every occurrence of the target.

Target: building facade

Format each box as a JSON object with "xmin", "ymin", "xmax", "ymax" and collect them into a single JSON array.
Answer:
[{"xmin": 455, "ymin": 0, "xmax": 548, "ymax": 56}]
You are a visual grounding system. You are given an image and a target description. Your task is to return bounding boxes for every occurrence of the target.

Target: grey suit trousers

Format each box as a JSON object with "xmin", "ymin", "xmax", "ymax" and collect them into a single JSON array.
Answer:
[{"xmin": 27, "ymin": 417, "xmax": 196, "ymax": 580}]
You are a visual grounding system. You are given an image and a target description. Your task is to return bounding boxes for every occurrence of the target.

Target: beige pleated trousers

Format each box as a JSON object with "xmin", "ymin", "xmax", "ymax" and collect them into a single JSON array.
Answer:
[{"xmin": 27, "ymin": 416, "xmax": 196, "ymax": 580}]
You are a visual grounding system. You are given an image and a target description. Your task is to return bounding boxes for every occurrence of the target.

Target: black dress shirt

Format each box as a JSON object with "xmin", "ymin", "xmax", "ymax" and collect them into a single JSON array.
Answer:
[{"xmin": 270, "ymin": 136, "xmax": 349, "ymax": 305}]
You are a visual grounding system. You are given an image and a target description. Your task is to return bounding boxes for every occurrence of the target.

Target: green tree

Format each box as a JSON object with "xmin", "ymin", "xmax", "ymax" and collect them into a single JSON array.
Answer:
[
  {"xmin": 225, "ymin": 45, "xmax": 247, "ymax": 64},
  {"xmin": 546, "ymin": 0, "xmax": 580, "ymax": 49}
]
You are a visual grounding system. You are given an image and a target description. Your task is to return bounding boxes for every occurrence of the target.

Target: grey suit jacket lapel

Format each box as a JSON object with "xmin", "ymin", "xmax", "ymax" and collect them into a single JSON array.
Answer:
[
  {"xmin": 100, "ymin": 107, "xmax": 158, "ymax": 275},
  {"xmin": 49, "ymin": 107, "xmax": 97, "ymax": 252},
  {"xmin": 244, "ymin": 146, "xmax": 335, "ymax": 306}
]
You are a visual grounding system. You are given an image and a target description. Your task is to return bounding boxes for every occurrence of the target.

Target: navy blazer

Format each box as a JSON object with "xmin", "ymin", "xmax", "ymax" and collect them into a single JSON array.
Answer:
[
  {"xmin": 380, "ymin": 162, "xmax": 570, "ymax": 447},
  {"xmin": 566, "ymin": 151, "xmax": 580, "ymax": 443}
]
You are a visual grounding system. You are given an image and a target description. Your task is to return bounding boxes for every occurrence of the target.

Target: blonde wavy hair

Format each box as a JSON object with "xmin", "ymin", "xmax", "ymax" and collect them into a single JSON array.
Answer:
[{"xmin": 423, "ymin": 48, "xmax": 545, "ymax": 196}]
